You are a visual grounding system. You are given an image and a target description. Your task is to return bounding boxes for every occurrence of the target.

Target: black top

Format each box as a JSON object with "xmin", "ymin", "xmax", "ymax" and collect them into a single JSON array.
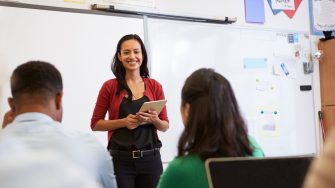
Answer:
[{"xmin": 109, "ymin": 96, "xmax": 162, "ymax": 151}]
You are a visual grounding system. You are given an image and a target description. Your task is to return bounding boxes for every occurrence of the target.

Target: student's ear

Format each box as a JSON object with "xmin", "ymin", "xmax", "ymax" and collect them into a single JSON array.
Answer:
[
  {"xmin": 55, "ymin": 92, "xmax": 63, "ymax": 110},
  {"xmin": 7, "ymin": 97, "xmax": 15, "ymax": 112},
  {"xmin": 3, "ymin": 97, "xmax": 15, "ymax": 128}
]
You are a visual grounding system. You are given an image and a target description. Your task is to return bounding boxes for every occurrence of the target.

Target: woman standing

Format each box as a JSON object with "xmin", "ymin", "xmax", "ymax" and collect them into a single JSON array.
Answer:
[{"xmin": 91, "ymin": 34, "xmax": 169, "ymax": 188}]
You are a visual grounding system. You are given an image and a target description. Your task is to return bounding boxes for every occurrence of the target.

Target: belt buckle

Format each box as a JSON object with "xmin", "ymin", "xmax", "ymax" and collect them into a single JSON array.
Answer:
[{"xmin": 132, "ymin": 150, "xmax": 142, "ymax": 158}]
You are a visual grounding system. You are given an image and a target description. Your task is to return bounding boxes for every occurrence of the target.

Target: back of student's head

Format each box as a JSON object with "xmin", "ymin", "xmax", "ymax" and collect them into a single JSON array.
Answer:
[
  {"xmin": 10, "ymin": 61, "xmax": 63, "ymax": 103},
  {"xmin": 178, "ymin": 68, "xmax": 252, "ymax": 160}
]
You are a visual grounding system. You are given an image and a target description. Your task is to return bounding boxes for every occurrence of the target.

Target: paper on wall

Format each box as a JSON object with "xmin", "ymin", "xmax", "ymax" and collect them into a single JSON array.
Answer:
[
  {"xmin": 313, "ymin": 0, "xmax": 335, "ymax": 31},
  {"xmin": 273, "ymin": 57, "xmax": 297, "ymax": 79},
  {"xmin": 271, "ymin": 0, "xmax": 295, "ymax": 10}
]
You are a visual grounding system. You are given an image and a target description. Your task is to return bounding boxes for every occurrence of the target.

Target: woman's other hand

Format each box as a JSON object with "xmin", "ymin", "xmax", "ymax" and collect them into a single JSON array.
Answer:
[{"xmin": 123, "ymin": 114, "xmax": 140, "ymax": 130}]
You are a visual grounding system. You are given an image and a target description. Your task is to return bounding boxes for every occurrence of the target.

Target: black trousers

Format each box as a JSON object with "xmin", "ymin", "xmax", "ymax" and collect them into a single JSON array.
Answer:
[{"xmin": 111, "ymin": 150, "xmax": 163, "ymax": 188}]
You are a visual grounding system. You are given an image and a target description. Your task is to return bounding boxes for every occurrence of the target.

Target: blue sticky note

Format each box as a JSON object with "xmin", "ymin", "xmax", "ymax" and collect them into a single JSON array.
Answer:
[
  {"xmin": 245, "ymin": 0, "xmax": 265, "ymax": 23},
  {"xmin": 293, "ymin": 33, "xmax": 299, "ymax": 43},
  {"xmin": 267, "ymin": 0, "xmax": 282, "ymax": 15},
  {"xmin": 243, "ymin": 58, "xmax": 268, "ymax": 69}
]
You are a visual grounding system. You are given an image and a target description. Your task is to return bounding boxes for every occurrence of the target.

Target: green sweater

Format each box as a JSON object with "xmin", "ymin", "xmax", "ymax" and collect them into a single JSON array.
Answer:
[{"xmin": 157, "ymin": 136, "xmax": 264, "ymax": 188}]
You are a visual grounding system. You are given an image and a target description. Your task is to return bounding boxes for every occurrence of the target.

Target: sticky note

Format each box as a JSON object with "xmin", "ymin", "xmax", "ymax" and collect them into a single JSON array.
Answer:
[
  {"xmin": 244, "ymin": 0, "xmax": 265, "ymax": 23},
  {"xmin": 243, "ymin": 58, "xmax": 268, "ymax": 69},
  {"xmin": 293, "ymin": 33, "xmax": 299, "ymax": 43}
]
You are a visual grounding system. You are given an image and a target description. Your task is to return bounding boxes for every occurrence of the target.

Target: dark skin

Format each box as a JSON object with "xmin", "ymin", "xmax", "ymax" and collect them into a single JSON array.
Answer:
[
  {"xmin": 2, "ymin": 92, "xmax": 63, "ymax": 129},
  {"xmin": 2, "ymin": 109, "xmax": 14, "ymax": 129},
  {"xmin": 92, "ymin": 39, "xmax": 169, "ymax": 132}
]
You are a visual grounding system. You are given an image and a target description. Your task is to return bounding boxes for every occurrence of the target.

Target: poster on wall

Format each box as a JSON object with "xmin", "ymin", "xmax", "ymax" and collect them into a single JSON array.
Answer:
[{"xmin": 267, "ymin": 0, "xmax": 302, "ymax": 19}]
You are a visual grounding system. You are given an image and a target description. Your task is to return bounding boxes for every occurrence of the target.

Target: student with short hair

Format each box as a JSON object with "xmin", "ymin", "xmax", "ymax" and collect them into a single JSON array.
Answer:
[
  {"xmin": 1, "ymin": 61, "xmax": 116, "ymax": 188},
  {"xmin": 158, "ymin": 68, "xmax": 264, "ymax": 188}
]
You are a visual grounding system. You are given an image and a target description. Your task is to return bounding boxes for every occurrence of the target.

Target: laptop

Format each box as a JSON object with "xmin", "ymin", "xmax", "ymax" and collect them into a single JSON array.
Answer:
[{"xmin": 205, "ymin": 156, "xmax": 314, "ymax": 188}]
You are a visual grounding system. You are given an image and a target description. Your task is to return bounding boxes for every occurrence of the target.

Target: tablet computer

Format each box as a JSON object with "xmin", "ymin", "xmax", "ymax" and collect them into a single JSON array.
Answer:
[{"xmin": 138, "ymin": 99, "xmax": 167, "ymax": 114}]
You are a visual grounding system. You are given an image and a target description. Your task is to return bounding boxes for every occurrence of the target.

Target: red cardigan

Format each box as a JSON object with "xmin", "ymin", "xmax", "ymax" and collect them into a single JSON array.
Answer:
[{"xmin": 91, "ymin": 78, "xmax": 169, "ymax": 143}]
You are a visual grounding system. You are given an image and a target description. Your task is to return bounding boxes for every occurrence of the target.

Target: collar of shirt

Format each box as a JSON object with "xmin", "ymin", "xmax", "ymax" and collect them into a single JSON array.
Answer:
[{"xmin": 13, "ymin": 113, "xmax": 54, "ymax": 123}]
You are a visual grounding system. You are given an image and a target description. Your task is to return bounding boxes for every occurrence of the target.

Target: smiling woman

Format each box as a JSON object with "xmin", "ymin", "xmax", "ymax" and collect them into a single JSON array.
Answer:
[{"xmin": 90, "ymin": 34, "xmax": 169, "ymax": 188}]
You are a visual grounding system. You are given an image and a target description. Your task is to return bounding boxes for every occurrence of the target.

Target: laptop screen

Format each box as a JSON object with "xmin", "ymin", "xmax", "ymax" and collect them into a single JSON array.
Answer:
[{"xmin": 205, "ymin": 156, "xmax": 314, "ymax": 188}]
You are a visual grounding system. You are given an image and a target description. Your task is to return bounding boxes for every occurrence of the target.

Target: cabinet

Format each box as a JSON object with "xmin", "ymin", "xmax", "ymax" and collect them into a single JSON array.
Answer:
[{"xmin": 319, "ymin": 39, "xmax": 335, "ymax": 135}]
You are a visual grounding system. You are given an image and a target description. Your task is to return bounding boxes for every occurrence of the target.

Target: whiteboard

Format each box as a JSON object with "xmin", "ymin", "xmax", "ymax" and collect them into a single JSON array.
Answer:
[
  {"xmin": 0, "ymin": 5, "xmax": 144, "ymax": 146},
  {"xmin": 147, "ymin": 18, "xmax": 317, "ymax": 163}
]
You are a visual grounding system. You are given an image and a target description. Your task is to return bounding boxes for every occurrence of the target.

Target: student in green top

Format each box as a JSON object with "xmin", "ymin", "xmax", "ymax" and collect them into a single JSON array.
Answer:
[{"xmin": 158, "ymin": 68, "xmax": 264, "ymax": 188}]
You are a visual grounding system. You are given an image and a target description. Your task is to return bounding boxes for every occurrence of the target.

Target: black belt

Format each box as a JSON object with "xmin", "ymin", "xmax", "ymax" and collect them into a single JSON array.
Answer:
[{"xmin": 109, "ymin": 148, "xmax": 160, "ymax": 159}]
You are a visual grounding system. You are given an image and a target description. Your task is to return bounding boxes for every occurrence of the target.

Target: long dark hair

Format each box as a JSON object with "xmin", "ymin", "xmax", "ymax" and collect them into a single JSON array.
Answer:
[
  {"xmin": 178, "ymin": 68, "xmax": 253, "ymax": 160},
  {"xmin": 111, "ymin": 34, "xmax": 149, "ymax": 100}
]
